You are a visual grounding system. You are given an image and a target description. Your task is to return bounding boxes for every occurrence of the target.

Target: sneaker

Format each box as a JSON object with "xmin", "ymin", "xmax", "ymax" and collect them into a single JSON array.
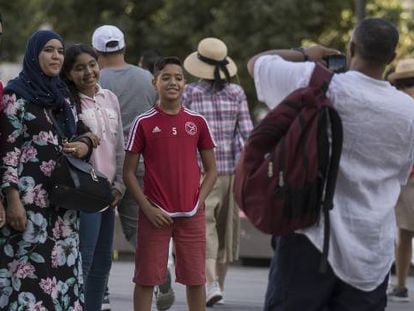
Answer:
[
  {"xmin": 206, "ymin": 281, "xmax": 223, "ymax": 307},
  {"xmin": 155, "ymin": 270, "xmax": 175, "ymax": 310},
  {"xmin": 388, "ymin": 286, "xmax": 411, "ymax": 302},
  {"xmin": 101, "ymin": 290, "xmax": 111, "ymax": 311},
  {"xmin": 216, "ymin": 297, "xmax": 224, "ymax": 305},
  {"xmin": 386, "ymin": 281, "xmax": 394, "ymax": 295},
  {"xmin": 216, "ymin": 291, "xmax": 224, "ymax": 305}
]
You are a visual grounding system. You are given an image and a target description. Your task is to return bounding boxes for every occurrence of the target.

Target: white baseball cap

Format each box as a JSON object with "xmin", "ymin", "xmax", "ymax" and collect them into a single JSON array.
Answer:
[{"xmin": 92, "ymin": 25, "xmax": 125, "ymax": 52}]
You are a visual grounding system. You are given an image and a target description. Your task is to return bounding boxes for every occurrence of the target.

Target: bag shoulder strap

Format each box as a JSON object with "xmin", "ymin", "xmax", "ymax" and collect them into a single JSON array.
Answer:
[
  {"xmin": 309, "ymin": 63, "xmax": 334, "ymax": 94},
  {"xmin": 46, "ymin": 110, "xmax": 93, "ymax": 161},
  {"xmin": 46, "ymin": 109, "xmax": 67, "ymax": 141}
]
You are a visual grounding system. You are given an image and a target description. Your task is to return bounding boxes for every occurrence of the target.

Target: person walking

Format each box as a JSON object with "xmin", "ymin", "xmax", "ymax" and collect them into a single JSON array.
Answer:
[
  {"xmin": 0, "ymin": 30, "xmax": 94, "ymax": 310},
  {"xmin": 62, "ymin": 43, "xmax": 126, "ymax": 310},
  {"xmin": 124, "ymin": 56, "xmax": 217, "ymax": 311},
  {"xmin": 182, "ymin": 37, "xmax": 253, "ymax": 307},
  {"xmin": 248, "ymin": 18, "xmax": 414, "ymax": 310},
  {"xmin": 91, "ymin": 25, "xmax": 175, "ymax": 310},
  {"xmin": 387, "ymin": 58, "xmax": 414, "ymax": 302}
]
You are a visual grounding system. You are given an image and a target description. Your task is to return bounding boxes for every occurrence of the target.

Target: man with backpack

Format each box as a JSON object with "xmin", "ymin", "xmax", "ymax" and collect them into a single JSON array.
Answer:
[{"xmin": 247, "ymin": 18, "xmax": 414, "ymax": 310}]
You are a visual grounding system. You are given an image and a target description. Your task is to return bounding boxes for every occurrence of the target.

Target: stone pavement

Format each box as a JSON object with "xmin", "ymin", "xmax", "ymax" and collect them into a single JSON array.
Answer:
[
  {"xmin": 387, "ymin": 273, "xmax": 414, "ymax": 311},
  {"xmin": 108, "ymin": 260, "xmax": 414, "ymax": 310},
  {"xmin": 108, "ymin": 261, "xmax": 267, "ymax": 310}
]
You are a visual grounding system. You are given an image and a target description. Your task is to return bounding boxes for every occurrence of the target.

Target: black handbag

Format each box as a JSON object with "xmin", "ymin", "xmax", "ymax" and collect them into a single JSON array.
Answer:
[
  {"xmin": 49, "ymin": 155, "xmax": 113, "ymax": 213},
  {"xmin": 47, "ymin": 110, "xmax": 114, "ymax": 213}
]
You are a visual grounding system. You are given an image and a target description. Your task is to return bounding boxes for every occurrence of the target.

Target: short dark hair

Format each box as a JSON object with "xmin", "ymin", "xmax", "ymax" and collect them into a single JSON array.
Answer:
[
  {"xmin": 140, "ymin": 49, "xmax": 162, "ymax": 74},
  {"xmin": 153, "ymin": 56, "xmax": 183, "ymax": 76},
  {"xmin": 394, "ymin": 78, "xmax": 414, "ymax": 90},
  {"xmin": 0, "ymin": 12, "xmax": 3, "ymax": 24},
  {"xmin": 353, "ymin": 18, "xmax": 398, "ymax": 66},
  {"xmin": 96, "ymin": 47, "xmax": 125, "ymax": 56}
]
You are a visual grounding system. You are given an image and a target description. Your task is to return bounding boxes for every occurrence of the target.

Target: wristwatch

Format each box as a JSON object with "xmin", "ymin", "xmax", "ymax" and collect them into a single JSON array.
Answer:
[{"xmin": 291, "ymin": 47, "xmax": 309, "ymax": 61}]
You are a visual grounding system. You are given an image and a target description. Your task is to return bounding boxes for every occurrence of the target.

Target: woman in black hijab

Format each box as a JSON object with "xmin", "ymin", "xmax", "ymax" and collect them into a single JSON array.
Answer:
[{"xmin": 0, "ymin": 30, "xmax": 91, "ymax": 309}]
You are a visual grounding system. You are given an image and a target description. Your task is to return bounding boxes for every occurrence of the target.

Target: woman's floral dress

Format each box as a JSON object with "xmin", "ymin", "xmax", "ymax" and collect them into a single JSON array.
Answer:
[{"xmin": 0, "ymin": 94, "xmax": 83, "ymax": 310}]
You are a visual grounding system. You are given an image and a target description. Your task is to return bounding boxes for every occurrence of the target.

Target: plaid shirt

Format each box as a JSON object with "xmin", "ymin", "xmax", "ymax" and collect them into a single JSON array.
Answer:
[{"xmin": 182, "ymin": 81, "xmax": 253, "ymax": 175}]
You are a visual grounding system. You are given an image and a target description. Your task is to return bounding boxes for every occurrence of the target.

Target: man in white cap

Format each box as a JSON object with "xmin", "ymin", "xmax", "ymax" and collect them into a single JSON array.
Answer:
[{"xmin": 92, "ymin": 25, "xmax": 175, "ymax": 311}]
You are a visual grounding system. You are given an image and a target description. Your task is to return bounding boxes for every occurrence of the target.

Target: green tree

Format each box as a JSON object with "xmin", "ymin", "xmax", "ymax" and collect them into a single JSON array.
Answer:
[
  {"xmin": 2, "ymin": 0, "xmax": 413, "ymax": 106},
  {"xmin": 0, "ymin": 0, "xmax": 44, "ymax": 60},
  {"xmin": 134, "ymin": 0, "xmax": 354, "ymax": 103}
]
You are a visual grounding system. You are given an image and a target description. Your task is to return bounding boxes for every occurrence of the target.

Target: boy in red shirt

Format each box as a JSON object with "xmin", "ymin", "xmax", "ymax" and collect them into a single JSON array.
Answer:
[{"xmin": 123, "ymin": 57, "xmax": 217, "ymax": 311}]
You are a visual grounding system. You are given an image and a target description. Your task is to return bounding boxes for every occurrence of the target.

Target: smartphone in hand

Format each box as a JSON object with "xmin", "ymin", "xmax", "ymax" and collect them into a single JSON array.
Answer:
[{"xmin": 323, "ymin": 54, "xmax": 347, "ymax": 73}]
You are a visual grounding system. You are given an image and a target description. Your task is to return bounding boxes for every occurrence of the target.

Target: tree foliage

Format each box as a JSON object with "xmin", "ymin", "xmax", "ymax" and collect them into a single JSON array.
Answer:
[
  {"xmin": 1, "ymin": 0, "xmax": 413, "ymax": 106},
  {"xmin": 0, "ymin": 0, "xmax": 45, "ymax": 60}
]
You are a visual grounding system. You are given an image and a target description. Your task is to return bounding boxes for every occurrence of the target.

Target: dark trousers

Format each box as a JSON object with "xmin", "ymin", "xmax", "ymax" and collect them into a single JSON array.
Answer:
[{"xmin": 264, "ymin": 234, "xmax": 388, "ymax": 311}]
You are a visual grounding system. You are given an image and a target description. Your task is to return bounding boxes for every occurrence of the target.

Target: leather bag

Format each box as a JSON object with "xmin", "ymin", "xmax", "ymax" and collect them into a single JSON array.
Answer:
[
  {"xmin": 47, "ymin": 110, "xmax": 113, "ymax": 213},
  {"xmin": 49, "ymin": 154, "xmax": 113, "ymax": 213}
]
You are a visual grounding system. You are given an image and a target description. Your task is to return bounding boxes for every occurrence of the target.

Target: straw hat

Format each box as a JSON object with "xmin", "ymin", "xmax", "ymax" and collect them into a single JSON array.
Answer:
[
  {"xmin": 388, "ymin": 58, "xmax": 414, "ymax": 83},
  {"xmin": 184, "ymin": 37, "xmax": 237, "ymax": 80}
]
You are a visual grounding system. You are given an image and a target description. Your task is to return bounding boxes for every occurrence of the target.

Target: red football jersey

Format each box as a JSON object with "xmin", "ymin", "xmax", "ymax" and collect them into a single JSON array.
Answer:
[{"xmin": 126, "ymin": 106, "xmax": 215, "ymax": 217}]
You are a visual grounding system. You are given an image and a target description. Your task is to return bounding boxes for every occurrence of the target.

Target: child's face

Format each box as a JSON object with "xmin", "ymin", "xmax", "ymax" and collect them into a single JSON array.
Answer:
[
  {"xmin": 154, "ymin": 64, "xmax": 185, "ymax": 102},
  {"xmin": 67, "ymin": 52, "xmax": 99, "ymax": 94}
]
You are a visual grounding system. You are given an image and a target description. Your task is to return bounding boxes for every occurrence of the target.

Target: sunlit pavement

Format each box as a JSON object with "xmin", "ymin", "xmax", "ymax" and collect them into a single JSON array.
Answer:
[{"xmin": 108, "ymin": 260, "xmax": 414, "ymax": 310}]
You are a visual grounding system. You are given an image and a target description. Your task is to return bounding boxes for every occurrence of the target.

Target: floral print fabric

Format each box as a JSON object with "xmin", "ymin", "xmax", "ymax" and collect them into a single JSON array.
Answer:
[{"xmin": 0, "ymin": 94, "xmax": 83, "ymax": 310}]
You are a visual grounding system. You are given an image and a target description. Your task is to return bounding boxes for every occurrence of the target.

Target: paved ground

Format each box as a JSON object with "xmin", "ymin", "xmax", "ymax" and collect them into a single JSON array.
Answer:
[{"xmin": 108, "ymin": 260, "xmax": 414, "ymax": 310}]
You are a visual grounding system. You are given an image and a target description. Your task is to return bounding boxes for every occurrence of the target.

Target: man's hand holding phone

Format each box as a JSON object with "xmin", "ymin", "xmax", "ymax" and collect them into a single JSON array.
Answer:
[
  {"xmin": 303, "ymin": 45, "xmax": 347, "ymax": 73},
  {"xmin": 323, "ymin": 54, "xmax": 347, "ymax": 73}
]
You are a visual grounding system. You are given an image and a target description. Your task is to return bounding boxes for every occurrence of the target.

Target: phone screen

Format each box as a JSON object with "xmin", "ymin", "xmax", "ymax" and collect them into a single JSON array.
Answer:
[{"xmin": 326, "ymin": 54, "xmax": 347, "ymax": 73}]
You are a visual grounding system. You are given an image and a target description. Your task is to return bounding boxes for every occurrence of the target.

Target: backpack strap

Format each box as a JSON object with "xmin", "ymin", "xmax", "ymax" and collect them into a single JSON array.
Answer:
[
  {"xmin": 309, "ymin": 63, "xmax": 334, "ymax": 94},
  {"xmin": 318, "ymin": 107, "xmax": 343, "ymax": 273},
  {"xmin": 309, "ymin": 64, "xmax": 338, "ymax": 273}
]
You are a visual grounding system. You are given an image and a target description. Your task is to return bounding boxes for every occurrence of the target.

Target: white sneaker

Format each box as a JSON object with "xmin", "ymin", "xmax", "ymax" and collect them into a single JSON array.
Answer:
[
  {"xmin": 155, "ymin": 270, "xmax": 175, "ymax": 311},
  {"xmin": 206, "ymin": 281, "xmax": 223, "ymax": 307},
  {"xmin": 154, "ymin": 287, "xmax": 175, "ymax": 310},
  {"xmin": 216, "ymin": 291, "xmax": 224, "ymax": 305},
  {"xmin": 388, "ymin": 286, "xmax": 411, "ymax": 303},
  {"xmin": 101, "ymin": 291, "xmax": 111, "ymax": 311}
]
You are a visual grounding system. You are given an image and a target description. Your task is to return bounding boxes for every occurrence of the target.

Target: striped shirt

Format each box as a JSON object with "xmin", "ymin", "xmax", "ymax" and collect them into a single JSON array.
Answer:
[{"xmin": 182, "ymin": 81, "xmax": 253, "ymax": 175}]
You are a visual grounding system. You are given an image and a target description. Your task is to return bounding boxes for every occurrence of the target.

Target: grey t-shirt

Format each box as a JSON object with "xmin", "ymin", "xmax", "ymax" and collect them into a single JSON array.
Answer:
[{"xmin": 99, "ymin": 64, "xmax": 156, "ymax": 142}]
